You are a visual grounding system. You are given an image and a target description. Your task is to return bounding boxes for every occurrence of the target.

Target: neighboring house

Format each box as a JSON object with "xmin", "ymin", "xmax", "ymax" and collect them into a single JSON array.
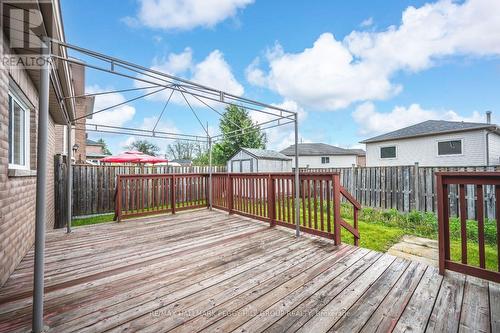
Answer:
[
  {"xmin": 0, "ymin": 0, "xmax": 84, "ymax": 286},
  {"xmin": 86, "ymin": 138, "xmax": 110, "ymax": 164},
  {"xmin": 227, "ymin": 148, "xmax": 292, "ymax": 173},
  {"xmin": 170, "ymin": 159, "xmax": 192, "ymax": 167},
  {"xmin": 360, "ymin": 117, "xmax": 500, "ymax": 167},
  {"xmin": 280, "ymin": 143, "xmax": 366, "ymax": 168}
]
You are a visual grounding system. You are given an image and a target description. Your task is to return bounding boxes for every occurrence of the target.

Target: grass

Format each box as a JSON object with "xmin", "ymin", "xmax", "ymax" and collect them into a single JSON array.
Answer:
[
  {"xmin": 71, "ymin": 198, "xmax": 498, "ymax": 271},
  {"xmin": 72, "ymin": 213, "xmax": 114, "ymax": 227}
]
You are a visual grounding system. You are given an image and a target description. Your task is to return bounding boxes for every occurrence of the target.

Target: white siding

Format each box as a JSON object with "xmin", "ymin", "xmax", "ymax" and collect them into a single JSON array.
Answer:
[
  {"xmin": 289, "ymin": 155, "xmax": 358, "ymax": 168},
  {"xmin": 488, "ymin": 132, "xmax": 500, "ymax": 165},
  {"xmin": 365, "ymin": 130, "xmax": 493, "ymax": 167},
  {"xmin": 227, "ymin": 150, "xmax": 292, "ymax": 172}
]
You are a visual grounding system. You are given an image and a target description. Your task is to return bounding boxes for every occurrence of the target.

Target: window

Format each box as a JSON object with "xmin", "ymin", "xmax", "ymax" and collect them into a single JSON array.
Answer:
[
  {"xmin": 8, "ymin": 92, "xmax": 30, "ymax": 169},
  {"xmin": 321, "ymin": 156, "xmax": 330, "ymax": 164},
  {"xmin": 380, "ymin": 146, "xmax": 396, "ymax": 159},
  {"xmin": 438, "ymin": 140, "xmax": 462, "ymax": 155}
]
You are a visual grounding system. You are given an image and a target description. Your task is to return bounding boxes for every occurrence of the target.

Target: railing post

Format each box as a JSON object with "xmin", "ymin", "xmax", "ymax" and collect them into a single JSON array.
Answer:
[
  {"xmin": 268, "ymin": 175, "xmax": 276, "ymax": 227},
  {"xmin": 353, "ymin": 206, "xmax": 359, "ymax": 246},
  {"xmin": 333, "ymin": 174, "xmax": 342, "ymax": 245},
  {"xmin": 171, "ymin": 175, "xmax": 176, "ymax": 214},
  {"xmin": 228, "ymin": 174, "xmax": 234, "ymax": 214},
  {"xmin": 436, "ymin": 173, "xmax": 446, "ymax": 275},
  {"xmin": 117, "ymin": 176, "xmax": 122, "ymax": 222}
]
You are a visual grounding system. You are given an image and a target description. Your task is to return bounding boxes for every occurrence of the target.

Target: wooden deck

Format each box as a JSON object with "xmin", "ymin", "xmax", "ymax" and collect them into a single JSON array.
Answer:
[{"xmin": 0, "ymin": 210, "xmax": 498, "ymax": 333}]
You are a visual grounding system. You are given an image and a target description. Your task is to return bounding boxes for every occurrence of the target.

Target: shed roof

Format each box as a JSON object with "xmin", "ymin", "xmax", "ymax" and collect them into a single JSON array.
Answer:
[
  {"xmin": 360, "ymin": 120, "xmax": 499, "ymax": 144},
  {"xmin": 232, "ymin": 148, "xmax": 292, "ymax": 161},
  {"xmin": 280, "ymin": 143, "xmax": 365, "ymax": 156}
]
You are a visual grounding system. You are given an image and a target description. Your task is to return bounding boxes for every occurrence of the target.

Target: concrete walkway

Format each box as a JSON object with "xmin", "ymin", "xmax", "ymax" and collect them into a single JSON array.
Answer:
[{"xmin": 388, "ymin": 235, "xmax": 439, "ymax": 267}]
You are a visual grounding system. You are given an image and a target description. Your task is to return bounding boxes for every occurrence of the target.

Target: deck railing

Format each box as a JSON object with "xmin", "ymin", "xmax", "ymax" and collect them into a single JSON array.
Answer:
[
  {"xmin": 436, "ymin": 172, "xmax": 500, "ymax": 282},
  {"xmin": 115, "ymin": 173, "xmax": 208, "ymax": 221},
  {"xmin": 212, "ymin": 173, "xmax": 360, "ymax": 245},
  {"xmin": 115, "ymin": 172, "xmax": 360, "ymax": 245}
]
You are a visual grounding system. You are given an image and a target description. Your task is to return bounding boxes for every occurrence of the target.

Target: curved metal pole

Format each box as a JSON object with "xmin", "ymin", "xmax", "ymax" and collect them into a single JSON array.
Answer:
[
  {"xmin": 33, "ymin": 37, "xmax": 50, "ymax": 333},
  {"xmin": 66, "ymin": 124, "xmax": 72, "ymax": 233},
  {"xmin": 294, "ymin": 112, "xmax": 300, "ymax": 237},
  {"xmin": 208, "ymin": 136, "xmax": 213, "ymax": 210}
]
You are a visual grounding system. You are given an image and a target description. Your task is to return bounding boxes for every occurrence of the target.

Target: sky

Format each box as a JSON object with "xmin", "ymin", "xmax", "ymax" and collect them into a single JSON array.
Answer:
[{"xmin": 60, "ymin": 0, "xmax": 500, "ymax": 156}]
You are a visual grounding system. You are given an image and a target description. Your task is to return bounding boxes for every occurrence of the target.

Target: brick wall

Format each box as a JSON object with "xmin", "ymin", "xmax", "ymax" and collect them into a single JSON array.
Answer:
[{"xmin": 0, "ymin": 35, "xmax": 57, "ymax": 286}]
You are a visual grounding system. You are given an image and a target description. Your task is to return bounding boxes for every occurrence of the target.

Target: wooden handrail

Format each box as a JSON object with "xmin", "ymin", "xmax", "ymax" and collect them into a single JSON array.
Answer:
[
  {"xmin": 436, "ymin": 172, "xmax": 500, "ymax": 283},
  {"xmin": 115, "ymin": 172, "xmax": 361, "ymax": 246}
]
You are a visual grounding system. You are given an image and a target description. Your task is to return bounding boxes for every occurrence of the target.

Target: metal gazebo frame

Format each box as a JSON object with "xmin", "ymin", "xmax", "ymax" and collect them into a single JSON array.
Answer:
[{"xmin": 32, "ymin": 38, "xmax": 301, "ymax": 332}]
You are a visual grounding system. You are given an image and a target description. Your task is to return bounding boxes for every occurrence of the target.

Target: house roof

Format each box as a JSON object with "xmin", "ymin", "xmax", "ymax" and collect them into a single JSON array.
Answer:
[
  {"xmin": 280, "ymin": 143, "xmax": 365, "ymax": 156},
  {"xmin": 86, "ymin": 139, "xmax": 102, "ymax": 146},
  {"xmin": 235, "ymin": 148, "xmax": 292, "ymax": 161},
  {"xmin": 360, "ymin": 120, "xmax": 499, "ymax": 144}
]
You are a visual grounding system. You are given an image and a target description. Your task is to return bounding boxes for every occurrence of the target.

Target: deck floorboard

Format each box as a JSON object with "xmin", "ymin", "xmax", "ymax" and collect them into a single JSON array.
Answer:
[{"xmin": 0, "ymin": 209, "xmax": 496, "ymax": 333}]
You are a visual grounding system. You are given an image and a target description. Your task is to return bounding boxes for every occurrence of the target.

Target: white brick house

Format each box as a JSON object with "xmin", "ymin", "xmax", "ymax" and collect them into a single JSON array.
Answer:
[{"xmin": 361, "ymin": 119, "xmax": 500, "ymax": 167}]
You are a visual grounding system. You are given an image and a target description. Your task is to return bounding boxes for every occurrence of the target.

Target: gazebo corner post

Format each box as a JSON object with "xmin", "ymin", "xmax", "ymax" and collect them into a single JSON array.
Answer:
[
  {"xmin": 32, "ymin": 36, "xmax": 51, "ymax": 333},
  {"xmin": 294, "ymin": 112, "xmax": 300, "ymax": 237},
  {"xmin": 208, "ymin": 135, "xmax": 213, "ymax": 211},
  {"xmin": 66, "ymin": 123, "xmax": 73, "ymax": 234}
]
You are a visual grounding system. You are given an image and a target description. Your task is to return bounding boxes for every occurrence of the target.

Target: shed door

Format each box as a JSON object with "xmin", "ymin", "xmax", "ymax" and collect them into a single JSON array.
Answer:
[
  {"xmin": 231, "ymin": 160, "xmax": 240, "ymax": 173},
  {"xmin": 241, "ymin": 159, "xmax": 252, "ymax": 172}
]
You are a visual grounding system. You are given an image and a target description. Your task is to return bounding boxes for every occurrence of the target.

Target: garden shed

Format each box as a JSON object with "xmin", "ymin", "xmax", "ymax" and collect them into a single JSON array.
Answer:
[{"xmin": 227, "ymin": 148, "xmax": 292, "ymax": 173}]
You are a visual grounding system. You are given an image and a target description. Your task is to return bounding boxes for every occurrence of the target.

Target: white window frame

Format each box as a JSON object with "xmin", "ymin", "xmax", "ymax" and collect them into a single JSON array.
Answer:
[
  {"xmin": 380, "ymin": 145, "xmax": 397, "ymax": 159},
  {"xmin": 8, "ymin": 91, "xmax": 30, "ymax": 170},
  {"xmin": 436, "ymin": 138, "xmax": 463, "ymax": 157},
  {"xmin": 321, "ymin": 156, "xmax": 330, "ymax": 164}
]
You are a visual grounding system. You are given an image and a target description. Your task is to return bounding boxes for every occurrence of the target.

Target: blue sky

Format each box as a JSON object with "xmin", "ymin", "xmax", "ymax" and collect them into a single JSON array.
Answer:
[{"xmin": 61, "ymin": 0, "xmax": 500, "ymax": 156}]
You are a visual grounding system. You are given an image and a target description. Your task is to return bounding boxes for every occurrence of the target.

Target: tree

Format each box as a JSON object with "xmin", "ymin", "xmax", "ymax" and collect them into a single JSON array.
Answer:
[
  {"xmin": 96, "ymin": 138, "xmax": 111, "ymax": 155},
  {"xmin": 125, "ymin": 139, "xmax": 160, "ymax": 156},
  {"xmin": 214, "ymin": 105, "xmax": 266, "ymax": 164},
  {"xmin": 166, "ymin": 140, "xmax": 201, "ymax": 160}
]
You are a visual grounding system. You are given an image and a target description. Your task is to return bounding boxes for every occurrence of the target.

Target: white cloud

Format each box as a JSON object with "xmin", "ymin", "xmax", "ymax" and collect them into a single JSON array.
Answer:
[
  {"xmin": 142, "ymin": 48, "xmax": 244, "ymax": 106},
  {"xmin": 131, "ymin": 0, "xmax": 254, "ymax": 31},
  {"xmin": 86, "ymin": 85, "xmax": 136, "ymax": 127},
  {"xmin": 247, "ymin": 0, "xmax": 500, "ymax": 110},
  {"xmin": 353, "ymin": 101, "xmax": 485, "ymax": 137},
  {"xmin": 249, "ymin": 100, "xmax": 307, "ymax": 150},
  {"xmin": 140, "ymin": 116, "xmax": 180, "ymax": 134},
  {"xmin": 360, "ymin": 17, "xmax": 373, "ymax": 28}
]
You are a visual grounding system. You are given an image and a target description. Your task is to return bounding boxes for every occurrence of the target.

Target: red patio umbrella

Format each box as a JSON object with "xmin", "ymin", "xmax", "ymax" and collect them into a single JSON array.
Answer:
[{"xmin": 100, "ymin": 151, "xmax": 167, "ymax": 164}]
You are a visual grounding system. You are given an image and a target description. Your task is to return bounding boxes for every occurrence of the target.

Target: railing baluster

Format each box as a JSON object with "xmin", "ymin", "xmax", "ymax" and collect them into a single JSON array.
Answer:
[
  {"xmin": 477, "ymin": 184, "xmax": 485, "ymax": 269},
  {"xmin": 459, "ymin": 184, "xmax": 468, "ymax": 264},
  {"xmin": 287, "ymin": 178, "xmax": 291, "ymax": 223},
  {"xmin": 496, "ymin": 185, "xmax": 500, "ymax": 272},
  {"xmin": 307, "ymin": 179, "xmax": 312, "ymax": 228},
  {"xmin": 320, "ymin": 180, "xmax": 324, "ymax": 231},
  {"xmin": 326, "ymin": 179, "xmax": 331, "ymax": 233}
]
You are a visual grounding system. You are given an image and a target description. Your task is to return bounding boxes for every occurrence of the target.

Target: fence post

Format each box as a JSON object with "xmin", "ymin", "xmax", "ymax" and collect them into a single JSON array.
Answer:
[
  {"xmin": 228, "ymin": 174, "xmax": 233, "ymax": 214},
  {"xmin": 268, "ymin": 175, "xmax": 276, "ymax": 227},
  {"xmin": 414, "ymin": 162, "xmax": 420, "ymax": 211},
  {"xmin": 350, "ymin": 164, "xmax": 355, "ymax": 196},
  {"xmin": 171, "ymin": 175, "xmax": 176, "ymax": 214},
  {"xmin": 333, "ymin": 174, "xmax": 342, "ymax": 245}
]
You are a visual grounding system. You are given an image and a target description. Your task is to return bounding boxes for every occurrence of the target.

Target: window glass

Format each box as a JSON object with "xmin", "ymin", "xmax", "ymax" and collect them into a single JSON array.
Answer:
[
  {"xmin": 8, "ymin": 94, "xmax": 28, "ymax": 167},
  {"xmin": 380, "ymin": 146, "xmax": 396, "ymax": 158},
  {"xmin": 438, "ymin": 140, "xmax": 462, "ymax": 155},
  {"xmin": 321, "ymin": 157, "xmax": 329, "ymax": 164}
]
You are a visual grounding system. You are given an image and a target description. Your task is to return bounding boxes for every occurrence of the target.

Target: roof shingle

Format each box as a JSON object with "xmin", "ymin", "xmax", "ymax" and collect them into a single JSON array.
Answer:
[{"xmin": 280, "ymin": 143, "xmax": 365, "ymax": 156}]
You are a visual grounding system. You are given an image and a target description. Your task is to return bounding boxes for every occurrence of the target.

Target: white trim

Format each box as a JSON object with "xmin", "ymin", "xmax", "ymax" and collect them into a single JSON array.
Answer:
[
  {"xmin": 8, "ymin": 91, "xmax": 31, "ymax": 171},
  {"xmin": 436, "ymin": 138, "xmax": 463, "ymax": 157},
  {"xmin": 380, "ymin": 145, "xmax": 397, "ymax": 159}
]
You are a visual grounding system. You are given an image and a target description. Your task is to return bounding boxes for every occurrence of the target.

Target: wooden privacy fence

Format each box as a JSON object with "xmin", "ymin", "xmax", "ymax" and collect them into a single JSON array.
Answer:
[
  {"xmin": 436, "ymin": 172, "xmax": 500, "ymax": 283},
  {"xmin": 211, "ymin": 173, "xmax": 361, "ymax": 245},
  {"xmin": 115, "ymin": 173, "xmax": 209, "ymax": 221},
  {"xmin": 54, "ymin": 162, "xmax": 226, "ymax": 220},
  {"xmin": 301, "ymin": 164, "xmax": 500, "ymax": 218}
]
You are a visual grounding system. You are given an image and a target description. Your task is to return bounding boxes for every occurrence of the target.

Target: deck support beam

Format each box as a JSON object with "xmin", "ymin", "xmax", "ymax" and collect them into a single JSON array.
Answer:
[{"xmin": 32, "ymin": 37, "xmax": 51, "ymax": 333}]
